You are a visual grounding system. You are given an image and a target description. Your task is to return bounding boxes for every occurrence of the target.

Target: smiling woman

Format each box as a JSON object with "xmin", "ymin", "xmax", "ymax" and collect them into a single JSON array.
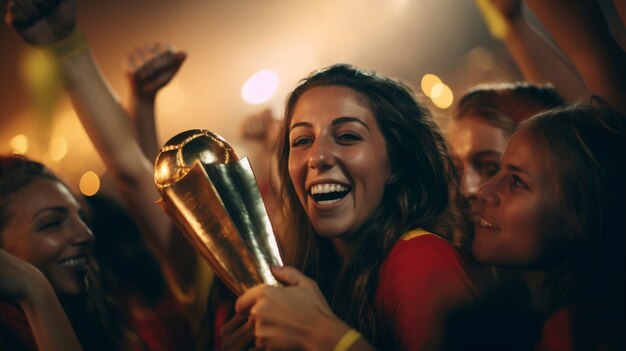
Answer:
[
  {"xmin": 225, "ymin": 64, "xmax": 487, "ymax": 351},
  {"xmin": 469, "ymin": 102, "xmax": 626, "ymax": 349},
  {"xmin": 0, "ymin": 154, "xmax": 127, "ymax": 351},
  {"xmin": 287, "ymin": 85, "xmax": 392, "ymax": 240}
]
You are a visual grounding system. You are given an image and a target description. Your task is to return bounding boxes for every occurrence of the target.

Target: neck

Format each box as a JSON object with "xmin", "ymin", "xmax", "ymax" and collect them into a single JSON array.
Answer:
[
  {"xmin": 331, "ymin": 238, "xmax": 349, "ymax": 262},
  {"xmin": 520, "ymin": 269, "xmax": 551, "ymax": 315}
]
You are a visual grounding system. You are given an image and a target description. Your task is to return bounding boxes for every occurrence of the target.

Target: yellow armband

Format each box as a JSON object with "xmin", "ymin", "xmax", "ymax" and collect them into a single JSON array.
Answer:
[{"xmin": 42, "ymin": 30, "xmax": 88, "ymax": 62}]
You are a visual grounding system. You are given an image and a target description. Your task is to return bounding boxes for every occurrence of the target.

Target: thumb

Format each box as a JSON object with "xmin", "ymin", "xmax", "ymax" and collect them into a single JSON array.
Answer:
[{"xmin": 270, "ymin": 266, "xmax": 309, "ymax": 287}]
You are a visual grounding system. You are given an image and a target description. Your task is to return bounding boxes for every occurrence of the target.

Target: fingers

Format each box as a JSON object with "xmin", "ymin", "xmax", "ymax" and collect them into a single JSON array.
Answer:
[
  {"xmin": 220, "ymin": 314, "xmax": 256, "ymax": 350},
  {"xmin": 8, "ymin": 0, "xmax": 62, "ymax": 28},
  {"xmin": 6, "ymin": 0, "xmax": 76, "ymax": 45},
  {"xmin": 127, "ymin": 42, "xmax": 185, "ymax": 74},
  {"xmin": 220, "ymin": 313, "xmax": 248, "ymax": 335},
  {"xmin": 235, "ymin": 284, "xmax": 268, "ymax": 314},
  {"xmin": 126, "ymin": 42, "xmax": 186, "ymax": 95},
  {"xmin": 7, "ymin": 0, "xmax": 45, "ymax": 28},
  {"xmin": 235, "ymin": 268, "xmax": 317, "ymax": 313},
  {"xmin": 270, "ymin": 265, "xmax": 312, "ymax": 287}
]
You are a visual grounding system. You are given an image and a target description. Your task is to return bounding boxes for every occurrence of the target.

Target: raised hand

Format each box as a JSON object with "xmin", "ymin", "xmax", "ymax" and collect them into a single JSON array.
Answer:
[
  {"xmin": 5, "ymin": 0, "xmax": 76, "ymax": 46},
  {"xmin": 0, "ymin": 249, "xmax": 84, "ymax": 351},
  {"xmin": 240, "ymin": 108, "xmax": 278, "ymax": 144},
  {"xmin": 127, "ymin": 42, "xmax": 187, "ymax": 99}
]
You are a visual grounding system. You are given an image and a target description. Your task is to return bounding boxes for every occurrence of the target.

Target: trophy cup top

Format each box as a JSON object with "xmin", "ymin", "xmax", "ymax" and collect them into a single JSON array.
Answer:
[{"xmin": 154, "ymin": 129, "xmax": 238, "ymax": 189}]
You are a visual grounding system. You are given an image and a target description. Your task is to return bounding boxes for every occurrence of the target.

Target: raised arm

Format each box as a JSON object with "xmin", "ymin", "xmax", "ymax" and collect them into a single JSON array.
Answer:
[
  {"xmin": 525, "ymin": 0, "xmax": 626, "ymax": 113},
  {"xmin": 0, "ymin": 249, "xmax": 83, "ymax": 351},
  {"xmin": 478, "ymin": 0, "xmax": 589, "ymax": 101},
  {"xmin": 126, "ymin": 42, "xmax": 187, "ymax": 162},
  {"xmin": 5, "ymin": 0, "xmax": 198, "ymax": 298}
]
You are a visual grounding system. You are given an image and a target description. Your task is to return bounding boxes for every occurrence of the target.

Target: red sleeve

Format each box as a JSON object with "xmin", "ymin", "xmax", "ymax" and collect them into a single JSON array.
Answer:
[
  {"xmin": 535, "ymin": 307, "xmax": 575, "ymax": 351},
  {"xmin": 374, "ymin": 235, "xmax": 479, "ymax": 350},
  {"xmin": 0, "ymin": 301, "xmax": 37, "ymax": 351}
]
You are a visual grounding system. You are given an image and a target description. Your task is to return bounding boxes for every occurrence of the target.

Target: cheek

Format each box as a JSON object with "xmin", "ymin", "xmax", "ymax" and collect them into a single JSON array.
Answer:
[
  {"xmin": 348, "ymin": 146, "xmax": 389, "ymax": 180},
  {"xmin": 22, "ymin": 234, "xmax": 66, "ymax": 269},
  {"xmin": 506, "ymin": 207, "xmax": 557, "ymax": 263},
  {"xmin": 288, "ymin": 155, "xmax": 306, "ymax": 200}
]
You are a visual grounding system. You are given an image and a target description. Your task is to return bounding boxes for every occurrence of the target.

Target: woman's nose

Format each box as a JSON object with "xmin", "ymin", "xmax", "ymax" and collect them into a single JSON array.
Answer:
[
  {"xmin": 70, "ymin": 217, "xmax": 95, "ymax": 247},
  {"xmin": 461, "ymin": 167, "xmax": 481, "ymax": 201},
  {"xmin": 308, "ymin": 138, "xmax": 334, "ymax": 171}
]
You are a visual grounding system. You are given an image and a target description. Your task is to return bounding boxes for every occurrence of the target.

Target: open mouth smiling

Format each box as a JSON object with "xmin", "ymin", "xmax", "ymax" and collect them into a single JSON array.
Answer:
[
  {"xmin": 477, "ymin": 217, "xmax": 498, "ymax": 229},
  {"xmin": 310, "ymin": 183, "xmax": 351, "ymax": 205},
  {"xmin": 58, "ymin": 255, "xmax": 90, "ymax": 269}
]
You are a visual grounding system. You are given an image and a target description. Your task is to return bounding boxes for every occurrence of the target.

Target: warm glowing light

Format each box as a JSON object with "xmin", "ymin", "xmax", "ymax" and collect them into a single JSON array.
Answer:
[
  {"xmin": 468, "ymin": 47, "xmax": 495, "ymax": 71},
  {"xmin": 10, "ymin": 134, "xmax": 29, "ymax": 154},
  {"xmin": 49, "ymin": 136, "xmax": 68, "ymax": 161},
  {"xmin": 431, "ymin": 84, "xmax": 454, "ymax": 109},
  {"xmin": 430, "ymin": 82, "xmax": 445, "ymax": 99},
  {"xmin": 79, "ymin": 171, "xmax": 100, "ymax": 196},
  {"xmin": 157, "ymin": 85, "xmax": 186, "ymax": 114},
  {"xmin": 241, "ymin": 69, "xmax": 279, "ymax": 105},
  {"xmin": 391, "ymin": 0, "xmax": 407, "ymax": 7},
  {"xmin": 420, "ymin": 74, "xmax": 441, "ymax": 97}
]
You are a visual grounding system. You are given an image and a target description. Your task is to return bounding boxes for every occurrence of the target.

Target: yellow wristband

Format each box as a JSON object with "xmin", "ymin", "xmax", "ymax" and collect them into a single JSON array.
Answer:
[
  {"xmin": 334, "ymin": 329, "xmax": 361, "ymax": 351},
  {"xmin": 42, "ymin": 30, "xmax": 88, "ymax": 62},
  {"xmin": 475, "ymin": 0, "xmax": 509, "ymax": 39}
]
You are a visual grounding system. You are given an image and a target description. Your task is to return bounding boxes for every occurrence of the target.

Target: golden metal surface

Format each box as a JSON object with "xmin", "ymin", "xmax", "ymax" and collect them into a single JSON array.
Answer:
[
  {"xmin": 154, "ymin": 129, "xmax": 283, "ymax": 296},
  {"xmin": 154, "ymin": 129, "xmax": 237, "ymax": 189}
]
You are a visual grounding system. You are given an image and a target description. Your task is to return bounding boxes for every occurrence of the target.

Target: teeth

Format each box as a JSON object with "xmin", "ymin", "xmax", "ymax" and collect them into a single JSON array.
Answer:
[
  {"xmin": 59, "ymin": 257, "xmax": 88, "ymax": 267},
  {"xmin": 479, "ymin": 218, "xmax": 495, "ymax": 228},
  {"xmin": 310, "ymin": 183, "xmax": 348, "ymax": 194}
]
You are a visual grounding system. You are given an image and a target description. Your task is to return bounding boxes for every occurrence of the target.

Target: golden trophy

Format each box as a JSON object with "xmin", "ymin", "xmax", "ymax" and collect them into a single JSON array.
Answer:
[{"xmin": 154, "ymin": 129, "xmax": 283, "ymax": 295}]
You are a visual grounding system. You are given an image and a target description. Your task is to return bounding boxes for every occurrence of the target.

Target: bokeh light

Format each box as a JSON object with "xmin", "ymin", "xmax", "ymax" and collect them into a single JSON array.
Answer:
[
  {"xmin": 241, "ymin": 69, "xmax": 279, "ymax": 105},
  {"xmin": 420, "ymin": 74, "xmax": 441, "ymax": 98},
  {"xmin": 468, "ymin": 47, "xmax": 495, "ymax": 71},
  {"xmin": 79, "ymin": 171, "xmax": 100, "ymax": 196},
  {"xmin": 9, "ymin": 134, "xmax": 29, "ymax": 154},
  {"xmin": 431, "ymin": 83, "xmax": 454, "ymax": 109}
]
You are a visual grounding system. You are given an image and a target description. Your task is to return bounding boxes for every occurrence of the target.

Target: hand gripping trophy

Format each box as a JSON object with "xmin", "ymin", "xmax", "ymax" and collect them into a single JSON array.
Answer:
[{"xmin": 154, "ymin": 129, "xmax": 283, "ymax": 295}]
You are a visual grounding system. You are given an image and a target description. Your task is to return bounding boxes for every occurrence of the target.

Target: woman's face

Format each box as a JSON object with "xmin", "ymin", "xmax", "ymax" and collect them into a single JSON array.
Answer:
[
  {"xmin": 288, "ymin": 85, "xmax": 392, "ymax": 239},
  {"xmin": 448, "ymin": 115, "xmax": 509, "ymax": 203},
  {"xmin": 471, "ymin": 130, "xmax": 559, "ymax": 267},
  {"xmin": 1, "ymin": 178, "xmax": 94, "ymax": 295}
]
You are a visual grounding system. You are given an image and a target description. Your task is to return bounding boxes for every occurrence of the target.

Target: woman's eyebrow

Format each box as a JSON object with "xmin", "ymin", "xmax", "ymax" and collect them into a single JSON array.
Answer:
[
  {"xmin": 332, "ymin": 117, "xmax": 370, "ymax": 131},
  {"xmin": 505, "ymin": 164, "xmax": 535, "ymax": 180},
  {"xmin": 32, "ymin": 206, "xmax": 68, "ymax": 220},
  {"xmin": 290, "ymin": 121, "xmax": 312, "ymax": 131}
]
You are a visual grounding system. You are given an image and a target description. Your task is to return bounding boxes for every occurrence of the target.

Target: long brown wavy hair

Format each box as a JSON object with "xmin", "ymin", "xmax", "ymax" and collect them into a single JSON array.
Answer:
[
  {"xmin": 519, "ymin": 101, "xmax": 626, "ymax": 311},
  {"xmin": 276, "ymin": 64, "xmax": 459, "ymax": 342}
]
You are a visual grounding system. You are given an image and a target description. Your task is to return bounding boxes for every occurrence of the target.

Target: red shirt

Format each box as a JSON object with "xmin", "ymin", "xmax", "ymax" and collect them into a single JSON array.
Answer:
[{"xmin": 374, "ymin": 231, "xmax": 481, "ymax": 350}]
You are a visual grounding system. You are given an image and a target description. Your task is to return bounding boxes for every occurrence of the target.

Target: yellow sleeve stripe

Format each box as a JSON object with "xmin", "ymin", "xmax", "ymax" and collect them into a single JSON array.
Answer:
[{"xmin": 401, "ymin": 228, "xmax": 432, "ymax": 241}]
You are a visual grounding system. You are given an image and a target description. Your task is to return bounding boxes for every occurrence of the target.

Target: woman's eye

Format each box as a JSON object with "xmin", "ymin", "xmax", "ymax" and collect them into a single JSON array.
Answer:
[
  {"xmin": 39, "ymin": 220, "xmax": 63, "ymax": 231},
  {"xmin": 511, "ymin": 175, "xmax": 527, "ymax": 189},
  {"xmin": 336, "ymin": 133, "xmax": 362, "ymax": 143},
  {"xmin": 478, "ymin": 162, "xmax": 500, "ymax": 177},
  {"xmin": 290, "ymin": 136, "xmax": 312, "ymax": 148}
]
